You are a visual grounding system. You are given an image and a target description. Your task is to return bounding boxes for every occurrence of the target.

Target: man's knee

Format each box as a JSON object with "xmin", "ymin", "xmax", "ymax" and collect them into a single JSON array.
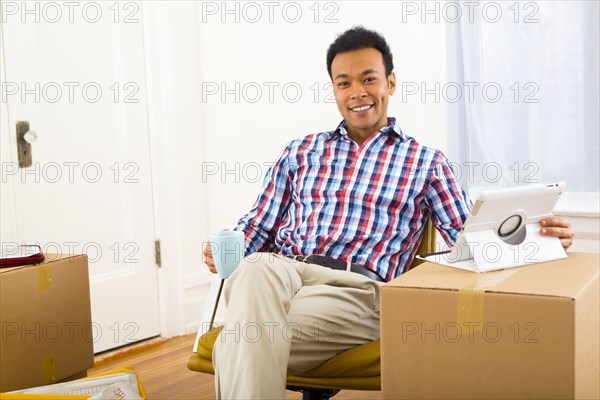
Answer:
[
  {"xmin": 225, "ymin": 252, "xmax": 300, "ymax": 303},
  {"xmin": 227, "ymin": 252, "xmax": 281, "ymax": 283}
]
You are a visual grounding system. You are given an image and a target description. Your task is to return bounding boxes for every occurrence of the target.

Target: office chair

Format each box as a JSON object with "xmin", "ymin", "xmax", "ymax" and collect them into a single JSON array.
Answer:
[{"xmin": 187, "ymin": 219, "xmax": 436, "ymax": 399}]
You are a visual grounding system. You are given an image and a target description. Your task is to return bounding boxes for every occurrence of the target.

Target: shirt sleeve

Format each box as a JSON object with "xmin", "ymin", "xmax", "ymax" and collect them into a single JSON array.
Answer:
[
  {"xmin": 425, "ymin": 154, "xmax": 472, "ymax": 245},
  {"xmin": 234, "ymin": 143, "xmax": 294, "ymax": 255}
]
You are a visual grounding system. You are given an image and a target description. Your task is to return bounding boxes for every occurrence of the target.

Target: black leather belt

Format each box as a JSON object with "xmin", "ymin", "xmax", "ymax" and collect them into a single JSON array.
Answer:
[{"xmin": 290, "ymin": 254, "xmax": 385, "ymax": 282}]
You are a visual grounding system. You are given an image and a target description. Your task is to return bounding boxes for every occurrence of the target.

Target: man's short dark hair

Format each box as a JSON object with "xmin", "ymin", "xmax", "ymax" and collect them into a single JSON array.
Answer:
[{"xmin": 326, "ymin": 26, "xmax": 394, "ymax": 79}]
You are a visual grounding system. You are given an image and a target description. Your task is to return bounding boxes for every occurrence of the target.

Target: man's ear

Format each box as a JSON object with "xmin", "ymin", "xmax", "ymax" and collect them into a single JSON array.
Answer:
[{"xmin": 387, "ymin": 71, "xmax": 397, "ymax": 95}]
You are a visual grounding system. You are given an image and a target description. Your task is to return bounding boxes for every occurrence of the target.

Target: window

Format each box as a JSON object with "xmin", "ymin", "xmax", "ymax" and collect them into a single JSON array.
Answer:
[{"xmin": 447, "ymin": 1, "xmax": 599, "ymax": 201}]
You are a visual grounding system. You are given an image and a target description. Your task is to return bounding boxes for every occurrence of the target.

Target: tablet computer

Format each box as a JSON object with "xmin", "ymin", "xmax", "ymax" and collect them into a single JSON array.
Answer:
[
  {"xmin": 458, "ymin": 181, "xmax": 565, "ymax": 247},
  {"xmin": 420, "ymin": 182, "xmax": 566, "ymax": 270}
]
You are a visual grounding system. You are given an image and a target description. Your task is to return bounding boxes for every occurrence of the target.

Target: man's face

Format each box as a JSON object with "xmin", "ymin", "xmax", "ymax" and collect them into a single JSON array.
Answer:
[{"xmin": 331, "ymin": 47, "xmax": 396, "ymax": 139}]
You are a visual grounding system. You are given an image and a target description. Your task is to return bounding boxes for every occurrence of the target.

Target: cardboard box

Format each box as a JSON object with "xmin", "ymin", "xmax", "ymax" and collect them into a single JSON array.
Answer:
[
  {"xmin": 381, "ymin": 252, "xmax": 599, "ymax": 399},
  {"xmin": 0, "ymin": 254, "xmax": 94, "ymax": 392}
]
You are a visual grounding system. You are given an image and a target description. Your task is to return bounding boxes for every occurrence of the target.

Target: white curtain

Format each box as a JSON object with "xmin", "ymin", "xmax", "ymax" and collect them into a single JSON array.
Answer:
[{"xmin": 447, "ymin": 0, "xmax": 599, "ymax": 194}]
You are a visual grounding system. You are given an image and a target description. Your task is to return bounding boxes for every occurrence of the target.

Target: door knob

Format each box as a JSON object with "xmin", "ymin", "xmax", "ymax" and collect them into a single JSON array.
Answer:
[{"xmin": 16, "ymin": 121, "xmax": 34, "ymax": 168}]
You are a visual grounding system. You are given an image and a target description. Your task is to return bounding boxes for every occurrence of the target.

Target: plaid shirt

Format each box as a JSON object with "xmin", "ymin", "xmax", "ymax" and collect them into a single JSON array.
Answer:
[{"xmin": 235, "ymin": 118, "xmax": 471, "ymax": 281}]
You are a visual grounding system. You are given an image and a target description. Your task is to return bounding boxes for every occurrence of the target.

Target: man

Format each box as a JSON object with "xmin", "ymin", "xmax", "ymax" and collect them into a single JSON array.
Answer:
[{"xmin": 204, "ymin": 26, "xmax": 574, "ymax": 399}]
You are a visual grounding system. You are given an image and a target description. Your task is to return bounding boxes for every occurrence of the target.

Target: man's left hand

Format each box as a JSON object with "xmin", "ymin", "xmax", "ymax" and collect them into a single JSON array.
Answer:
[{"xmin": 540, "ymin": 216, "xmax": 574, "ymax": 251}]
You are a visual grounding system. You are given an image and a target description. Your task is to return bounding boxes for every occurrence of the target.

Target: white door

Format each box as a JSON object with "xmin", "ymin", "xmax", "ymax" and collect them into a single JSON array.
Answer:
[{"xmin": 1, "ymin": 2, "xmax": 161, "ymax": 352}]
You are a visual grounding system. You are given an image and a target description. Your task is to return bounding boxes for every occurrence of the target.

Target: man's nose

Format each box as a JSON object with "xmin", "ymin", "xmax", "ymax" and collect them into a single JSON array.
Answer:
[{"xmin": 350, "ymin": 83, "xmax": 367, "ymax": 99}]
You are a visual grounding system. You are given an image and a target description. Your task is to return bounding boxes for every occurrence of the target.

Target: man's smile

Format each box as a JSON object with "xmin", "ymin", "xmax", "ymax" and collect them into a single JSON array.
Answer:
[{"xmin": 349, "ymin": 103, "xmax": 374, "ymax": 113}]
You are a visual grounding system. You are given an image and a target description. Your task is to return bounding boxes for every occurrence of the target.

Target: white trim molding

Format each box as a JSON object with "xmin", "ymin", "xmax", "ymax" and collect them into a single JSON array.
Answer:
[{"xmin": 141, "ymin": 2, "xmax": 213, "ymax": 337}]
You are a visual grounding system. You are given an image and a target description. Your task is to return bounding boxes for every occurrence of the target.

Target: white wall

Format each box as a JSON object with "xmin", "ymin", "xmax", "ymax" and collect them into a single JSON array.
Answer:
[
  {"xmin": 166, "ymin": 1, "xmax": 451, "ymax": 335},
  {"xmin": 197, "ymin": 1, "xmax": 449, "ymax": 230}
]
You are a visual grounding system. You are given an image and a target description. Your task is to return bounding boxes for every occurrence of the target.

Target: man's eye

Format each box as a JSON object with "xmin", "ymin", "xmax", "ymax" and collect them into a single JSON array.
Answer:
[
  {"xmin": 365, "ymin": 77, "xmax": 376, "ymax": 83},
  {"xmin": 337, "ymin": 82, "xmax": 349, "ymax": 87}
]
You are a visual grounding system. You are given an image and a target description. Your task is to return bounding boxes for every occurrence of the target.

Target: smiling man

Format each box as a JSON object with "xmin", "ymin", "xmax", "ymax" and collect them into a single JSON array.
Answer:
[
  {"xmin": 204, "ymin": 26, "xmax": 574, "ymax": 399},
  {"xmin": 330, "ymin": 46, "xmax": 396, "ymax": 145}
]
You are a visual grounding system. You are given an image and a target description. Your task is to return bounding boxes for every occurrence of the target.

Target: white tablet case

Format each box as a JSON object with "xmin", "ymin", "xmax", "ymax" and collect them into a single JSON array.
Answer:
[{"xmin": 420, "ymin": 182, "xmax": 567, "ymax": 272}]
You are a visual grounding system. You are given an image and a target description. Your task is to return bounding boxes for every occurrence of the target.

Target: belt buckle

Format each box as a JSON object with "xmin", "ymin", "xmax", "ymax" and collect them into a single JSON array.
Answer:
[{"xmin": 294, "ymin": 255, "xmax": 308, "ymax": 263}]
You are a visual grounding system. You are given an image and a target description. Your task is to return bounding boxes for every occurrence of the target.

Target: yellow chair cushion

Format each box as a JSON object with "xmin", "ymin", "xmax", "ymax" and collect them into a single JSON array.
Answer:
[{"xmin": 187, "ymin": 326, "xmax": 381, "ymax": 390}]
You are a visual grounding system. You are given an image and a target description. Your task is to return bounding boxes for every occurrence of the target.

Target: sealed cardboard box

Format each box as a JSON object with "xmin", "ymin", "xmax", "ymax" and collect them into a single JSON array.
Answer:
[
  {"xmin": 381, "ymin": 252, "xmax": 599, "ymax": 399},
  {"xmin": 0, "ymin": 254, "xmax": 94, "ymax": 392}
]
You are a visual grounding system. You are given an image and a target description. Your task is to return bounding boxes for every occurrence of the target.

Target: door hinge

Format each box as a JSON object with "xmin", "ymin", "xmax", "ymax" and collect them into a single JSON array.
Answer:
[{"xmin": 155, "ymin": 239, "xmax": 162, "ymax": 267}]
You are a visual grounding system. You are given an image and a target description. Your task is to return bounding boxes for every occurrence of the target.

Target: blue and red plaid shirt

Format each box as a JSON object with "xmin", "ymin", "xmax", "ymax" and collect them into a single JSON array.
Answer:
[{"xmin": 235, "ymin": 118, "xmax": 471, "ymax": 281}]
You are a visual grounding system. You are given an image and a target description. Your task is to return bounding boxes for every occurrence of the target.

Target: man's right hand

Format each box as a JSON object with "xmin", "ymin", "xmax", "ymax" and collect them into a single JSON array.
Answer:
[{"xmin": 203, "ymin": 241, "xmax": 217, "ymax": 274}]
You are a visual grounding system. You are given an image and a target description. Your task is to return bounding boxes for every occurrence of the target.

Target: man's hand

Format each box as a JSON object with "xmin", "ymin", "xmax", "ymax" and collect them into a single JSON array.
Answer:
[
  {"xmin": 203, "ymin": 241, "xmax": 217, "ymax": 274},
  {"xmin": 540, "ymin": 216, "xmax": 574, "ymax": 251},
  {"xmin": 204, "ymin": 228, "xmax": 233, "ymax": 273}
]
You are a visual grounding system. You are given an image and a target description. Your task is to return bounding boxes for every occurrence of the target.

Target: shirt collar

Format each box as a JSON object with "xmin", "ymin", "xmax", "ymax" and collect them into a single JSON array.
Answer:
[{"xmin": 326, "ymin": 117, "xmax": 407, "ymax": 142}]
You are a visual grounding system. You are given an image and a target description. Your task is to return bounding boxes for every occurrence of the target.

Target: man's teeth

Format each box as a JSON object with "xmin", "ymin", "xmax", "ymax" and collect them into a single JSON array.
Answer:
[{"xmin": 352, "ymin": 105, "xmax": 372, "ymax": 112}]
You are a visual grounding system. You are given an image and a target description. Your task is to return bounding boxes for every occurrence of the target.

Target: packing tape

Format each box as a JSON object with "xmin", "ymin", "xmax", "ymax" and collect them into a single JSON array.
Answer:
[
  {"xmin": 37, "ymin": 263, "xmax": 51, "ymax": 291},
  {"xmin": 456, "ymin": 269, "xmax": 519, "ymax": 334},
  {"xmin": 42, "ymin": 353, "xmax": 56, "ymax": 384},
  {"xmin": 456, "ymin": 287, "xmax": 485, "ymax": 332}
]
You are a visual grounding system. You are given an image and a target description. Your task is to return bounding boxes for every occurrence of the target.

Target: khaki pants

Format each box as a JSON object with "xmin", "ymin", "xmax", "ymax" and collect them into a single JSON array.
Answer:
[{"xmin": 213, "ymin": 253, "xmax": 383, "ymax": 399}]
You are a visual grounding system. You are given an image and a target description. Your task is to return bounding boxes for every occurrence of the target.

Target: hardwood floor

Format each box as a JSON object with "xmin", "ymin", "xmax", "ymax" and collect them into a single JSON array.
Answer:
[{"xmin": 89, "ymin": 334, "xmax": 380, "ymax": 399}]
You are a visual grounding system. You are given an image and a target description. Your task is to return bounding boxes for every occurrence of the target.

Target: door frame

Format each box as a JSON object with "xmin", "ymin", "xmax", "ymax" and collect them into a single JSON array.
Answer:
[
  {"xmin": 0, "ymin": 22, "xmax": 19, "ymax": 246},
  {"xmin": 141, "ymin": 2, "xmax": 211, "ymax": 337}
]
